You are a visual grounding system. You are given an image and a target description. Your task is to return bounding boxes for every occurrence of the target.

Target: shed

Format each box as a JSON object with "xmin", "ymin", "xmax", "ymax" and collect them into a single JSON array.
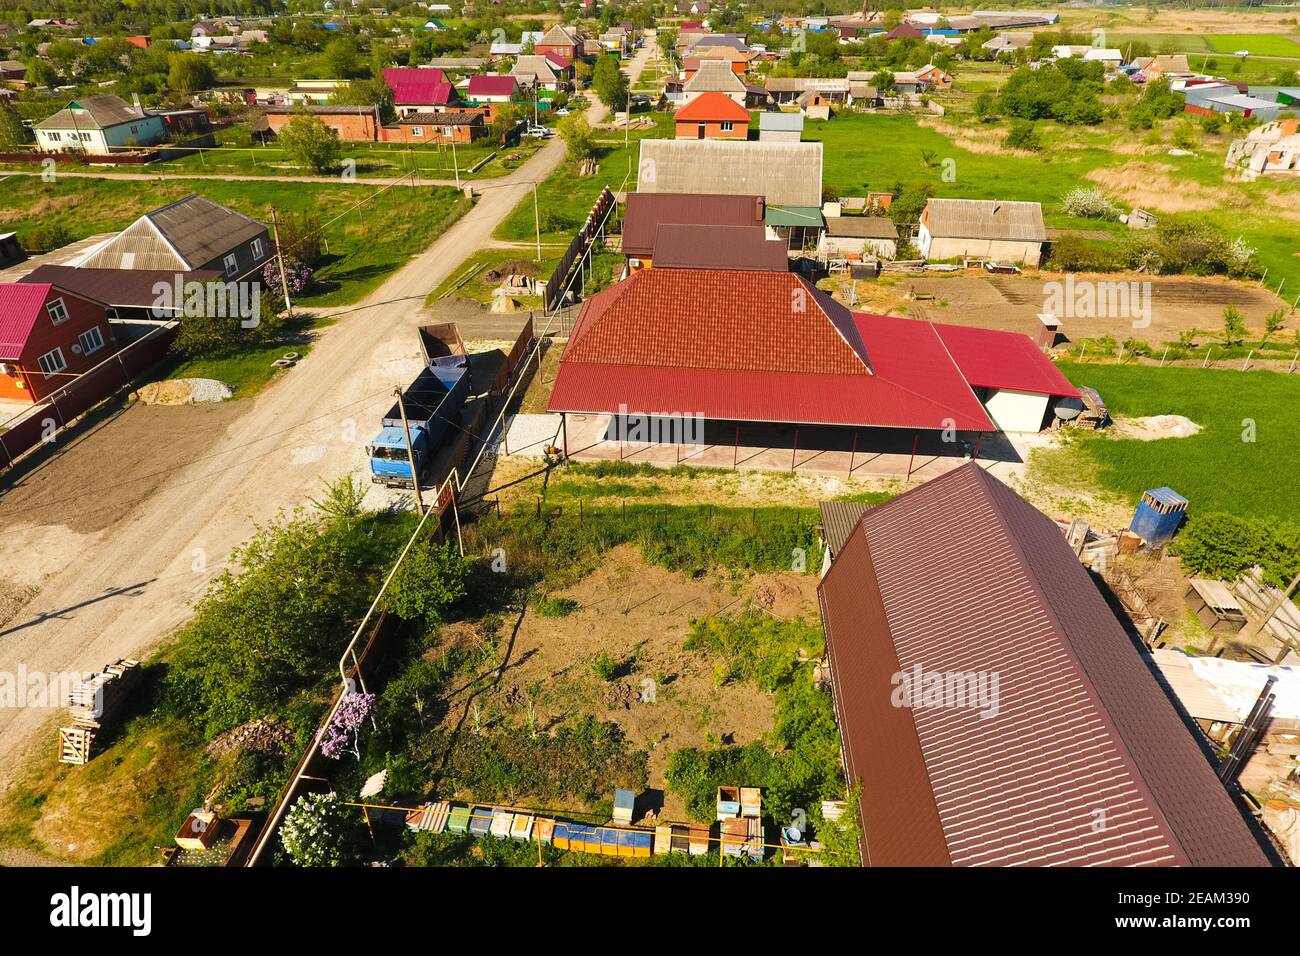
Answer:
[
  {"xmin": 917, "ymin": 198, "xmax": 1047, "ymax": 267},
  {"xmin": 1130, "ymin": 487, "xmax": 1188, "ymax": 547},
  {"xmin": 758, "ymin": 111, "xmax": 803, "ymax": 142}
]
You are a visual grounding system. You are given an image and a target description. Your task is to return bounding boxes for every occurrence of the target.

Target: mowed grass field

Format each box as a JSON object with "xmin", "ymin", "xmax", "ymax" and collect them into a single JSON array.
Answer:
[
  {"xmin": 2, "ymin": 177, "xmax": 471, "ymax": 306},
  {"xmin": 1042, "ymin": 362, "xmax": 1300, "ymax": 520},
  {"xmin": 1204, "ymin": 34, "xmax": 1300, "ymax": 58}
]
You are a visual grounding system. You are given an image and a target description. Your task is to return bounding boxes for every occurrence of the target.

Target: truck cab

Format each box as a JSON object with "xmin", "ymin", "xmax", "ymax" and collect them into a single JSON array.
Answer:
[{"xmin": 367, "ymin": 425, "xmax": 430, "ymax": 487}]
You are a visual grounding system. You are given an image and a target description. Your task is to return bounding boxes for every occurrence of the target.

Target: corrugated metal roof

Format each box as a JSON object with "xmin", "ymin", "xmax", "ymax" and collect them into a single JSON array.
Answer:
[
  {"xmin": 922, "ymin": 198, "xmax": 1047, "ymax": 242},
  {"xmin": 758, "ymin": 111, "xmax": 804, "ymax": 131},
  {"xmin": 932, "ymin": 321, "xmax": 1078, "ymax": 396},
  {"xmin": 467, "ymin": 74, "xmax": 517, "ymax": 97},
  {"xmin": 683, "ymin": 60, "xmax": 747, "ymax": 94},
  {"xmin": 818, "ymin": 500, "xmax": 870, "ymax": 555},
  {"xmin": 79, "ymin": 195, "xmax": 266, "ymax": 271},
  {"xmin": 547, "ymin": 269, "xmax": 999, "ymax": 431},
  {"xmin": 818, "ymin": 464, "xmax": 1276, "ymax": 867},
  {"xmin": 0, "ymin": 283, "xmax": 54, "ymax": 361},
  {"xmin": 639, "ymin": 139, "xmax": 823, "ymax": 208},
  {"xmin": 652, "ymin": 223, "xmax": 788, "ymax": 272},
  {"xmin": 621, "ymin": 192, "xmax": 763, "ymax": 257},
  {"xmin": 35, "ymin": 94, "xmax": 145, "ymax": 130},
  {"xmin": 382, "ymin": 67, "xmax": 455, "ymax": 105},
  {"xmin": 21, "ymin": 264, "xmax": 220, "ymax": 308}
]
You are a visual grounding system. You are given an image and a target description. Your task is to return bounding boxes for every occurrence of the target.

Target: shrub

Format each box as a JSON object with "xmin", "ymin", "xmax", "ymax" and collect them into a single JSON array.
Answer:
[
  {"xmin": 1005, "ymin": 119, "xmax": 1042, "ymax": 151},
  {"xmin": 536, "ymin": 596, "xmax": 579, "ymax": 617},
  {"xmin": 1221, "ymin": 305, "xmax": 1247, "ymax": 347},
  {"xmin": 280, "ymin": 792, "xmax": 357, "ymax": 867},
  {"xmin": 1060, "ymin": 186, "xmax": 1121, "ymax": 221},
  {"xmin": 386, "ymin": 542, "xmax": 469, "ymax": 624},
  {"xmin": 1171, "ymin": 513, "xmax": 1300, "ymax": 586},
  {"xmin": 590, "ymin": 652, "xmax": 619, "ymax": 681}
]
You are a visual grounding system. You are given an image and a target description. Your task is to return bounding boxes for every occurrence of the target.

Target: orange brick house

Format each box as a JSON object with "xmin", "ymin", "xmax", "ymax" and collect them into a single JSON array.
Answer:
[
  {"xmin": 263, "ymin": 105, "xmax": 383, "ymax": 142},
  {"xmin": 381, "ymin": 111, "xmax": 487, "ymax": 145},
  {"xmin": 674, "ymin": 92, "xmax": 750, "ymax": 140},
  {"xmin": 0, "ymin": 283, "xmax": 115, "ymax": 404}
]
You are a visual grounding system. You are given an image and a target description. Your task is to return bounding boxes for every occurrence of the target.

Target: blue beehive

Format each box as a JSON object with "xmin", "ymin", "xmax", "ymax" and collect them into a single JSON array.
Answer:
[{"xmin": 1129, "ymin": 487, "xmax": 1188, "ymax": 547}]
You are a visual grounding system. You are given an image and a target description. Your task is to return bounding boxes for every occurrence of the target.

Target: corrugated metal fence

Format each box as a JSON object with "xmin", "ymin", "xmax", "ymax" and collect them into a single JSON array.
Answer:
[{"xmin": 543, "ymin": 187, "xmax": 617, "ymax": 312}]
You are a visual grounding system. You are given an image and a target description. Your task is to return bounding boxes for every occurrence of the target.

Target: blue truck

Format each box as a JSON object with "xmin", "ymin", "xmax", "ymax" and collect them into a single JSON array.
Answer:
[{"xmin": 368, "ymin": 354, "xmax": 471, "ymax": 488}]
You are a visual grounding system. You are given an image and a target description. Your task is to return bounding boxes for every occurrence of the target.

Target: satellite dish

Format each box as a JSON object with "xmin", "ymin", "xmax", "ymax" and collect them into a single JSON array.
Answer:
[{"xmin": 1054, "ymin": 397, "xmax": 1084, "ymax": 421}]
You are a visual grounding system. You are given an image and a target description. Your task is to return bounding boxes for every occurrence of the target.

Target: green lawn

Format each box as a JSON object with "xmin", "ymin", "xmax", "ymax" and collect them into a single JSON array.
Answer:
[
  {"xmin": 494, "ymin": 140, "xmax": 635, "ymax": 244},
  {"xmin": 1204, "ymin": 34, "xmax": 1300, "ymax": 58},
  {"xmin": 1038, "ymin": 362, "xmax": 1300, "ymax": 520},
  {"xmin": 1, "ymin": 178, "xmax": 472, "ymax": 307},
  {"xmin": 803, "ymin": 112, "xmax": 1300, "ymax": 292}
]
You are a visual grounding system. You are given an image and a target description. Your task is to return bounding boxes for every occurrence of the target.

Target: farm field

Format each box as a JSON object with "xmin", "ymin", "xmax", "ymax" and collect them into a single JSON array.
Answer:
[
  {"xmin": 803, "ymin": 112, "xmax": 1300, "ymax": 293},
  {"xmin": 1203, "ymin": 34, "xmax": 1300, "ymax": 58},
  {"xmin": 1030, "ymin": 362, "xmax": 1300, "ymax": 521},
  {"xmin": 0, "ymin": 177, "xmax": 472, "ymax": 307}
]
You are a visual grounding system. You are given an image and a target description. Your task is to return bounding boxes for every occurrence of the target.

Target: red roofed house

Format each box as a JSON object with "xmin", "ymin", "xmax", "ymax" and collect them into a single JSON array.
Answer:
[
  {"xmin": 381, "ymin": 67, "xmax": 460, "ymax": 116},
  {"xmin": 674, "ymin": 91, "xmax": 750, "ymax": 139},
  {"xmin": 621, "ymin": 192, "xmax": 765, "ymax": 271},
  {"xmin": 817, "ymin": 463, "xmax": 1278, "ymax": 867},
  {"xmin": 467, "ymin": 74, "xmax": 519, "ymax": 103},
  {"xmin": 546, "ymin": 268, "xmax": 1077, "ymax": 474},
  {"xmin": 535, "ymin": 24, "xmax": 582, "ymax": 61},
  {"xmin": 0, "ymin": 282, "xmax": 115, "ymax": 404}
]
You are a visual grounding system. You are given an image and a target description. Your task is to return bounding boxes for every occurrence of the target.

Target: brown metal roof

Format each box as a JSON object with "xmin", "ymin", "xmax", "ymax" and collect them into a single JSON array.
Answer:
[
  {"xmin": 818, "ymin": 463, "xmax": 1276, "ymax": 867},
  {"xmin": 20, "ymin": 264, "xmax": 222, "ymax": 308},
  {"xmin": 35, "ymin": 94, "xmax": 145, "ymax": 130},
  {"xmin": 651, "ymin": 223, "xmax": 787, "ymax": 272},
  {"xmin": 621, "ymin": 192, "xmax": 763, "ymax": 258},
  {"xmin": 817, "ymin": 501, "xmax": 870, "ymax": 556}
]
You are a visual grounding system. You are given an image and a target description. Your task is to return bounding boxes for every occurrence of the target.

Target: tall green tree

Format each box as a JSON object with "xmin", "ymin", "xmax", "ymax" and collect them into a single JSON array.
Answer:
[
  {"xmin": 167, "ymin": 52, "xmax": 215, "ymax": 93},
  {"xmin": 592, "ymin": 54, "xmax": 629, "ymax": 111},
  {"xmin": 276, "ymin": 110, "xmax": 343, "ymax": 174}
]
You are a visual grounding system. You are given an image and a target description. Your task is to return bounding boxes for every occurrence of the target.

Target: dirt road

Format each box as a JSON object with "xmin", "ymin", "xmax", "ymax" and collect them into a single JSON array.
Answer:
[{"xmin": 0, "ymin": 46, "xmax": 653, "ymax": 779}]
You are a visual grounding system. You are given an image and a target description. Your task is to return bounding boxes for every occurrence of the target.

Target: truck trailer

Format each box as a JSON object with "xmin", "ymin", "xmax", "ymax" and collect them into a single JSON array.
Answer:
[{"xmin": 368, "ymin": 356, "xmax": 471, "ymax": 488}]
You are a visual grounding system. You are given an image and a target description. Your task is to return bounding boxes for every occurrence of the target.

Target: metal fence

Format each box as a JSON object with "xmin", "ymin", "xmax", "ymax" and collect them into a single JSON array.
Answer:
[
  {"xmin": 542, "ymin": 186, "xmax": 617, "ymax": 312},
  {"xmin": 0, "ymin": 322, "xmax": 178, "ymax": 473}
]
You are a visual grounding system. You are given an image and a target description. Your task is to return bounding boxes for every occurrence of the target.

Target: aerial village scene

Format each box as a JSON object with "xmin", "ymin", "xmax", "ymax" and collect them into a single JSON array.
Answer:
[{"xmin": 0, "ymin": 0, "xmax": 1297, "ymax": 902}]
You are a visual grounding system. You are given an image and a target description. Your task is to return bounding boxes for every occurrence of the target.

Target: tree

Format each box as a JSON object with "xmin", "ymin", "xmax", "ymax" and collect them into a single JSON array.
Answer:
[
  {"xmin": 276, "ymin": 111, "xmax": 343, "ymax": 174},
  {"xmin": 592, "ymin": 54, "xmax": 629, "ymax": 111},
  {"xmin": 321, "ymin": 36, "xmax": 366, "ymax": 79},
  {"xmin": 1006, "ymin": 119, "xmax": 1043, "ymax": 152},
  {"xmin": 1221, "ymin": 305, "xmax": 1247, "ymax": 347},
  {"xmin": 0, "ymin": 105, "xmax": 27, "ymax": 150},
  {"xmin": 386, "ymin": 542, "xmax": 468, "ymax": 623},
  {"xmin": 168, "ymin": 52, "xmax": 215, "ymax": 94},
  {"xmin": 558, "ymin": 113, "xmax": 595, "ymax": 163},
  {"xmin": 873, "ymin": 70, "xmax": 896, "ymax": 95},
  {"xmin": 330, "ymin": 77, "xmax": 396, "ymax": 124}
]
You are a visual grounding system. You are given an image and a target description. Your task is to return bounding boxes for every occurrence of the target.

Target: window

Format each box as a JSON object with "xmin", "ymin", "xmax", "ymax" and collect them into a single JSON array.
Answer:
[
  {"xmin": 78, "ymin": 326, "xmax": 105, "ymax": 356},
  {"xmin": 46, "ymin": 298, "xmax": 70, "ymax": 325},
  {"xmin": 223, "ymin": 253, "xmax": 238, "ymax": 277},
  {"xmin": 410, "ymin": 126, "xmax": 423, "ymax": 137},
  {"xmin": 721, "ymin": 121, "xmax": 734, "ymax": 131},
  {"xmin": 251, "ymin": 238, "xmax": 264, "ymax": 260},
  {"xmin": 37, "ymin": 347, "xmax": 67, "ymax": 378}
]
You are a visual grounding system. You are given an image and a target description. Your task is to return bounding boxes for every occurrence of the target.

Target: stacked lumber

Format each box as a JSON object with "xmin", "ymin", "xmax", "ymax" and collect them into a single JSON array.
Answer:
[{"xmin": 57, "ymin": 659, "xmax": 140, "ymax": 765}]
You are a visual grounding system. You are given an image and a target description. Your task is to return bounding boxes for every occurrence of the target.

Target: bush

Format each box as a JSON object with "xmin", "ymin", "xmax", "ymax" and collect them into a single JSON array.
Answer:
[
  {"xmin": 386, "ymin": 542, "xmax": 469, "ymax": 624},
  {"xmin": 537, "ymin": 596, "xmax": 579, "ymax": 617},
  {"xmin": 1171, "ymin": 513, "xmax": 1300, "ymax": 586},
  {"xmin": 280, "ymin": 792, "xmax": 357, "ymax": 867},
  {"xmin": 1005, "ymin": 119, "xmax": 1042, "ymax": 152},
  {"xmin": 590, "ymin": 652, "xmax": 619, "ymax": 681},
  {"xmin": 1060, "ymin": 186, "xmax": 1121, "ymax": 221}
]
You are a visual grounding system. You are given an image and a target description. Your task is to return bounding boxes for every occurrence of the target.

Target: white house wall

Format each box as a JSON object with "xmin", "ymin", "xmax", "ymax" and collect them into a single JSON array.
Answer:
[{"xmin": 983, "ymin": 388, "xmax": 1050, "ymax": 433}]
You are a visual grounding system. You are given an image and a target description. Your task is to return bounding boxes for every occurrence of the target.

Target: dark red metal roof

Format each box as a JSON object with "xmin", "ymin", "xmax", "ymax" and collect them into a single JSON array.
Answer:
[
  {"xmin": 382, "ymin": 67, "xmax": 455, "ymax": 105},
  {"xmin": 21, "ymin": 264, "xmax": 220, "ymax": 309},
  {"xmin": 546, "ymin": 269, "xmax": 1081, "ymax": 431},
  {"xmin": 467, "ymin": 74, "xmax": 518, "ymax": 97},
  {"xmin": 933, "ymin": 321, "xmax": 1079, "ymax": 397},
  {"xmin": 652, "ymin": 224, "xmax": 788, "ymax": 272},
  {"xmin": 818, "ymin": 464, "xmax": 1276, "ymax": 867},
  {"xmin": 621, "ymin": 192, "xmax": 763, "ymax": 258}
]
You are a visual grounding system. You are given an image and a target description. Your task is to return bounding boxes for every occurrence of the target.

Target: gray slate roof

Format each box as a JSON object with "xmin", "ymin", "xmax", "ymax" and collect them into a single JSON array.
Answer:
[
  {"xmin": 683, "ymin": 60, "xmax": 746, "ymax": 94},
  {"xmin": 638, "ymin": 139, "xmax": 824, "ymax": 208},
  {"xmin": 36, "ymin": 94, "xmax": 146, "ymax": 131},
  {"xmin": 922, "ymin": 198, "xmax": 1046, "ymax": 243},
  {"xmin": 825, "ymin": 216, "xmax": 898, "ymax": 239},
  {"xmin": 79, "ymin": 195, "xmax": 267, "ymax": 271},
  {"xmin": 759, "ymin": 111, "xmax": 804, "ymax": 132}
]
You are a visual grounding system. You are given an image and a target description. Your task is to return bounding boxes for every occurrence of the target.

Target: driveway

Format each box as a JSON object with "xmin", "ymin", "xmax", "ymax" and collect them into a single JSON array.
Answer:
[{"xmin": 0, "ymin": 44, "xmax": 654, "ymax": 778}]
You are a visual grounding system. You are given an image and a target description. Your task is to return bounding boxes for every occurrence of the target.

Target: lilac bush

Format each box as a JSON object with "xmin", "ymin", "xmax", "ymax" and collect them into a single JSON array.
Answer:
[
  {"xmin": 262, "ymin": 258, "xmax": 315, "ymax": 299},
  {"xmin": 320, "ymin": 691, "xmax": 376, "ymax": 760}
]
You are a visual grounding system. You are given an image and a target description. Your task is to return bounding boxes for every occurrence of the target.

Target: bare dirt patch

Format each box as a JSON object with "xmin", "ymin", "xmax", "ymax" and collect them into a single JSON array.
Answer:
[
  {"xmin": 0, "ymin": 400, "xmax": 247, "ymax": 536},
  {"xmin": 1108, "ymin": 414, "xmax": 1202, "ymax": 441},
  {"xmin": 463, "ymin": 545, "xmax": 819, "ymax": 806}
]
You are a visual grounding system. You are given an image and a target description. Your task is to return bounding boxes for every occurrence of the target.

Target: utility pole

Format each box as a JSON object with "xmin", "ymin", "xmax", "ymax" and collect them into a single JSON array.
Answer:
[
  {"xmin": 451, "ymin": 135, "xmax": 460, "ymax": 189},
  {"xmin": 395, "ymin": 386, "xmax": 425, "ymax": 517},
  {"xmin": 270, "ymin": 207, "xmax": 293, "ymax": 318},
  {"xmin": 532, "ymin": 182, "xmax": 542, "ymax": 261}
]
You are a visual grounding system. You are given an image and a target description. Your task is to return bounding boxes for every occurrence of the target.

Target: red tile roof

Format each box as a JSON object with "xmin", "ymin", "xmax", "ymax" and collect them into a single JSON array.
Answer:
[
  {"xmin": 819, "ymin": 464, "xmax": 1276, "ymax": 867},
  {"xmin": 0, "ymin": 283, "xmax": 53, "ymax": 361},
  {"xmin": 933, "ymin": 321, "xmax": 1078, "ymax": 397},
  {"xmin": 546, "ymin": 269, "xmax": 1002, "ymax": 430},
  {"xmin": 622, "ymin": 192, "xmax": 763, "ymax": 258},
  {"xmin": 675, "ymin": 91, "xmax": 751, "ymax": 123},
  {"xmin": 544, "ymin": 50, "xmax": 572, "ymax": 69},
  {"xmin": 652, "ymin": 224, "xmax": 788, "ymax": 272},
  {"xmin": 467, "ymin": 74, "xmax": 518, "ymax": 97},
  {"xmin": 382, "ymin": 67, "xmax": 455, "ymax": 105}
]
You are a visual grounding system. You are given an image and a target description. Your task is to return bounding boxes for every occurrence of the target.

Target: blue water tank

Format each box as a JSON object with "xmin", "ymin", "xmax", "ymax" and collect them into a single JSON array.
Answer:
[{"xmin": 1129, "ymin": 487, "xmax": 1188, "ymax": 547}]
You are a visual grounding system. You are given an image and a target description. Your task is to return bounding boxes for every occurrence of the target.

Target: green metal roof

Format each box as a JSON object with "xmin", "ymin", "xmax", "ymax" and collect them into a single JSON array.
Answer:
[{"xmin": 764, "ymin": 205, "xmax": 824, "ymax": 227}]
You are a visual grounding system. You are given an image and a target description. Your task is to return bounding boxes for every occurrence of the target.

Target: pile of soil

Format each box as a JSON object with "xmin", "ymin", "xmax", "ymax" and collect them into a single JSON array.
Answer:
[
  {"xmin": 486, "ymin": 259, "xmax": 540, "ymax": 281},
  {"xmin": 133, "ymin": 378, "xmax": 234, "ymax": 406},
  {"xmin": 1109, "ymin": 414, "xmax": 1202, "ymax": 440},
  {"xmin": 205, "ymin": 717, "xmax": 293, "ymax": 760}
]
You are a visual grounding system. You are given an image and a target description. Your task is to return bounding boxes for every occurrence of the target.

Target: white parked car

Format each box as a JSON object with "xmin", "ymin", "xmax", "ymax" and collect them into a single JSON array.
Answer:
[{"xmin": 554, "ymin": 107, "xmax": 571, "ymax": 116}]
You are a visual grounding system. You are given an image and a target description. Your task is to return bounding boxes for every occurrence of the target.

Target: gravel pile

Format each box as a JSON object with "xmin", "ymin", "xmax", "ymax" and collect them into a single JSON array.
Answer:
[
  {"xmin": 134, "ymin": 378, "xmax": 234, "ymax": 405},
  {"xmin": 183, "ymin": 378, "xmax": 235, "ymax": 403}
]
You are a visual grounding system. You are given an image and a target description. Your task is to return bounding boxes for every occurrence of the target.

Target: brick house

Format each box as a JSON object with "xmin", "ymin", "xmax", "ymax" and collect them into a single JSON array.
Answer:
[
  {"xmin": 535, "ymin": 24, "xmax": 582, "ymax": 61},
  {"xmin": 381, "ymin": 111, "xmax": 487, "ymax": 145},
  {"xmin": 0, "ymin": 282, "xmax": 115, "ymax": 403},
  {"xmin": 674, "ymin": 92, "xmax": 750, "ymax": 140},
  {"xmin": 381, "ymin": 67, "xmax": 461, "ymax": 116},
  {"xmin": 263, "ymin": 105, "xmax": 383, "ymax": 142}
]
